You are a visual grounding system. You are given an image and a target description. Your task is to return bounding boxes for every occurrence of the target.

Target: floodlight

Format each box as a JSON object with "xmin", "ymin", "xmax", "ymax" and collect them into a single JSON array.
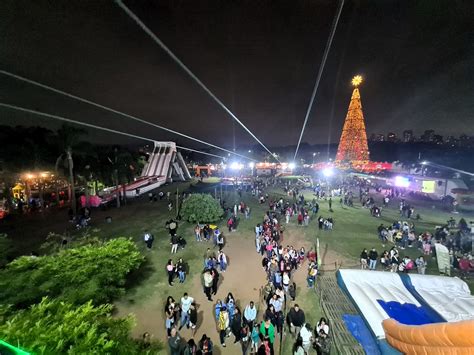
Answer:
[
  {"xmin": 248, "ymin": 162, "xmax": 255, "ymax": 168},
  {"xmin": 322, "ymin": 167, "xmax": 334, "ymax": 177},
  {"xmin": 394, "ymin": 176, "xmax": 410, "ymax": 187},
  {"xmin": 288, "ymin": 163, "xmax": 296, "ymax": 170},
  {"xmin": 230, "ymin": 162, "xmax": 240, "ymax": 170}
]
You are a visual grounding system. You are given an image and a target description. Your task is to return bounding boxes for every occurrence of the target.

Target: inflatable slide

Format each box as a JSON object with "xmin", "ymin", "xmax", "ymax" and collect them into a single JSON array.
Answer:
[{"xmin": 337, "ymin": 269, "xmax": 474, "ymax": 354}]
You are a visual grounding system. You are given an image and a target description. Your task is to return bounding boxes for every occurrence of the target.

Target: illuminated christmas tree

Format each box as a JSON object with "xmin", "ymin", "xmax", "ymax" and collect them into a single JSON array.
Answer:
[{"xmin": 335, "ymin": 75, "xmax": 370, "ymax": 164}]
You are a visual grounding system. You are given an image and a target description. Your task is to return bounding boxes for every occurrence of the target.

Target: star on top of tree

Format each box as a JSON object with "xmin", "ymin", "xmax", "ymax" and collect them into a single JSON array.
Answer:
[{"xmin": 351, "ymin": 75, "xmax": 363, "ymax": 87}]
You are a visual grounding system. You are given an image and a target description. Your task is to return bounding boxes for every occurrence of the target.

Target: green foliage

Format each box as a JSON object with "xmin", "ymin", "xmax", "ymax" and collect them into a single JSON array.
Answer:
[
  {"xmin": 40, "ymin": 229, "xmax": 103, "ymax": 254},
  {"xmin": 0, "ymin": 298, "xmax": 163, "ymax": 354},
  {"xmin": 181, "ymin": 193, "xmax": 223, "ymax": 223},
  {"xmin": 0, "ymin": 238, "xmax": 144, "ymax": 308}
]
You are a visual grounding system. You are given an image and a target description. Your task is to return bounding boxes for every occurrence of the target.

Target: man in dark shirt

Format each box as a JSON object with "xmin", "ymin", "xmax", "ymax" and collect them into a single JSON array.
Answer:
[
  {"xmin": 287, "ymin": 304, "xmax": 305, "ymax": 335},
  {"xmin": 369, "ymin": 248, "xmax": 378, "ymax": 270}
]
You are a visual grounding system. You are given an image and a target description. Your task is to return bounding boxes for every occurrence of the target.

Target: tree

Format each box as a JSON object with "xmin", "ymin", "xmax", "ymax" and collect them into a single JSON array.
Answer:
[
  {"xmin": 0, "ymin": 238, "xmax": 144, "ymax": 307},
  {"xmin": 56, "ymin": 125, "xmax": 87, "ymax": 216},
  {"xmin": 181, "ymin": 193, "xmax": 223, "ymax": 223},
  {"xmin": 0, "ymin": 298, "xmax": 162, "ymax": 354}
]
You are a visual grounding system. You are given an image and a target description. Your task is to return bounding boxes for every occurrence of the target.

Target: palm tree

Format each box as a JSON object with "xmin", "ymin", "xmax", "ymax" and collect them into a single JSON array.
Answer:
[{"xmin": 55, "ymin": 125, "xmax": 86, "ymax": 216}]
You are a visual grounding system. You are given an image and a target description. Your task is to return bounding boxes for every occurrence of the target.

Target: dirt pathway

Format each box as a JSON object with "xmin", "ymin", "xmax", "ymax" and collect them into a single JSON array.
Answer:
[{"xmin": 116, "ymin": 218, "xmax": 353, "ymax": 354}]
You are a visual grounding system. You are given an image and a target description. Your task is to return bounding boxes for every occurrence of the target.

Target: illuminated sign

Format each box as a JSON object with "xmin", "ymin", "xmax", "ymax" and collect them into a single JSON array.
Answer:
[{"xmin": 422, "ymin": 180, "xmax": 436, "ymax": 193}]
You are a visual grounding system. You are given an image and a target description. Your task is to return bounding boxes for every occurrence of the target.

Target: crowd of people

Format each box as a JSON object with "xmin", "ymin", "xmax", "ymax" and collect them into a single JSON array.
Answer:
[
  {"xmin": 373, "ymin": 215, "xmax": 474, "ymax": 276},
  {"xmin": 157, "ymin": 175, "xmax": 473, "ymax": 354},
  {"xmin": 159, "ymin": 178, "xmax": 337, "ymax": 355}
]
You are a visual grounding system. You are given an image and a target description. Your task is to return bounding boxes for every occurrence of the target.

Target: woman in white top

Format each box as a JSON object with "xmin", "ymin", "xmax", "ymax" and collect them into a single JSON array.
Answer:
[
  {"xmin": 293, "ymin": 336, "xmax": 305, "ymax": 355},
  {"xmin": 316, "ymin": 317, "xmax": 329, "ymax": 335}
]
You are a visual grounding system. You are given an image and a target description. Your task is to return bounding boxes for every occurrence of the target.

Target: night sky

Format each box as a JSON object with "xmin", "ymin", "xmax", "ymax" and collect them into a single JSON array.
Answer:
[{"xmin": 0, "ymin": 0, "xmax": 473, "ymax": 149}]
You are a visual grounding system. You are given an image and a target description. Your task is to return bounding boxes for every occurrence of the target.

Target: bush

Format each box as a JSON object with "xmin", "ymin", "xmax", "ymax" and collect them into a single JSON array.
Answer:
[
  {"xmin": 0, "ymin": 298, "xmax": 163, "ymax": 354},
  {"xmin": 0, "ymin": 238, "xmax": 144, "ymax": 308},
  {"xmin": 181, "ymin": 193, "xmax": 223, "ymax": 223}
]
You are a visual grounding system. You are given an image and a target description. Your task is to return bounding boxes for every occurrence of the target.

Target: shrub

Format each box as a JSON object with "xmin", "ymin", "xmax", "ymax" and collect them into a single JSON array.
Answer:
[
  {"xmin": 0, "ymin": 238, "xmax": 144, "ymax": 308},
  {"xmin": 181, "ymin": 193, "xmax": 223, "ymax": 223},
  {"xmin": 0, "ymin": 298, "xmax": 163, "ymax": 354}
]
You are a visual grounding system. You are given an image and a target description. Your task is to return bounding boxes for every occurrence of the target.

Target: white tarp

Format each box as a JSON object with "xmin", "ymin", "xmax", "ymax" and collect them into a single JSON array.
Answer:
[
  {"xmin": 408, "ymin": 274, "xmax": 474, "ymax": 322},
  {"xmin": 337, "ymin": 269, "xmax": 420, "ymax": 338}
]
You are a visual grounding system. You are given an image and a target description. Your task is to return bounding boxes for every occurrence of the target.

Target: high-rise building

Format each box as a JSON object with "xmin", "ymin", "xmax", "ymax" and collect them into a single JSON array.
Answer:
[
  {"xmin": 376, "ymin": 134, "xmax": 385, "ymax": 142},
  {"xmin": 422, "ymin": 130, "xmax": 435, "ymax": 142},
  {"xmin": 433, "ymin": 134, "xmax": 444, "ymax": 144},
  {"xmin": 403, "ymin": 130, "xmax": 413, "ymax": 142},
  {"xmin": 387, "ymin": 132, "xmax": 397, "ymax": 142},
  {"xmin": 335, "ymin": 75, "xmax": 370, "ymax": 163}
]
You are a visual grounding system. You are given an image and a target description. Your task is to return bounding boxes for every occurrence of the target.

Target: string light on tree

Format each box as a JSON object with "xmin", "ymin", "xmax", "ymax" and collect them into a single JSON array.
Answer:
[{"xmin": 335, "ymin": 75, "xmax": 370, "ymax": 165}]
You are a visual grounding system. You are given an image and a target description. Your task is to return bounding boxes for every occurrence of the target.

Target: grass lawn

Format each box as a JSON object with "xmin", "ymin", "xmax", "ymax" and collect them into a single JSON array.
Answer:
[
  {"xmin": 54, "ymin": 182, "xmax": 474, "ymax": 352},
  {"xmin": 5, "ymin": 178, "xmax": 473, "ymax": 354}
]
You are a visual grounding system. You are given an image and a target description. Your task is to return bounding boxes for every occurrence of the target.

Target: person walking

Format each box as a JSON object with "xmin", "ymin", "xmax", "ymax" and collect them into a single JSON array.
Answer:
[
  {"xmin": 165, "ymin": 302, "xmax": 176, "ymax": 337},
  {"xmin": 203, "ymin": 270, "xmax": 214, "ymax": 301},
  {"xmin": 288, "ymin": 304, "xmax": 305, "ymax": 335},
  {"xmin": 179, "ymin": 293, "xmax": 194, "ymax": 330},
  {"xmin": 218, "ymin": 306, "xmax": 230, "ymax": 347},
  {"xmin": 211, "ymin": 268, "xmax": 220, "ymax": 295},
  {"xmin": 188, "ymin": 303, "xmax": 198, "ymax": 336},
  {"xmin": 168, "ymin": 328, "xmax": 184, "ymax": 355},
  {"xmin": 244, "ymin": 301, "xmax": 257, "ymax": 329},
  {"xmin": 217, "ymin": 233, "xmax": 225, "ymax": 251},
  {"xmin": 299, "ymin": 324, "xmax": 313, "ymax": 353},
  {"xmin": 198, "ymin": 334, "xmax": 213, "ymax": 355},
  {"xmin": 360, "ymin": 249, "xmax": 368, "ymax": 269},
  {"xmin": 183, "ymin": 339, "xmax": 197, "ymax": 355},
  {"xmin": 293, "ymin": 336, "xmax": 305, "ymax": 355},
  {"xmin": 166, "ymin": 259, "xmax": 175, "ymax": 286},
  {"xmin": 218, "ymin": 250, "xmax": 228, "ymax": 272},
  {"xmin": 231, "ymin": 307, "xmax": 243, "ymax": 344},
  {"xmin": 194, "ymin": 224, "xmax": 202, "ymax": 242},
  {"xmin": 259, "ymin": 318, "xmax": 275, "ymax": 355},
  {"xmin": 314, "ymin": 329, "xmax": 331, "ymax": 355},
  {"xmin": 144, "ymin": 230, "xmax": 154, "ymax": 250},
  {"xmin": 416, "ymin": 256, "xmax": 427, "ymax": 274},
  {"xmin": 171, "ymin": 234, "xmax": 179, "ymax": 254},
  {"xmin": 316, "ymin": 317, "xmax": 330, "ymax": 335},
  {"xmin": 240, "ymin": 323, "xmax": 251, "ymax": 355},
  {"xmin": 176, "ymin": 258, "xmax": 186, "ymax": 283}
]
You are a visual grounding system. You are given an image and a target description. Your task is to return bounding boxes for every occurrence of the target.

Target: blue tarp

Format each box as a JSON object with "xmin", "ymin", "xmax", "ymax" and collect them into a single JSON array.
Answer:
[
  {"xmin": 377, "ymin": 300, "xmax": 439, "ymax": 325},
  {"xmin": 342, "ymin": 314, "xmax": 381, "ymax": 355},
  {"xmin": 398, "ymin": 273, "xmax": 446, "ymax": 323}
]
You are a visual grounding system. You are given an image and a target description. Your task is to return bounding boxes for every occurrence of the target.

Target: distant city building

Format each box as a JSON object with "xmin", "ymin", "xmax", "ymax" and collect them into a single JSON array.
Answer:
[
  {"xmin": 369, "ymin": 133, "xmax": 386, "ymax": 142},
  {"xmin": 387, "ymin": 132, "xmax": 397, "ymax": 142},
  {"xmin": 446, "ymin": 136, "xmax": 458, "ymax": 147},
  {"xmin": 421, "ymin": 129, "xmax": 435, "ymax": 143},
  {"xmin": 433, "ymin": 134, "xmax": 444, "ymax": 144},
  {"xmin": 459, "ymin": 134, "xmax": 474, "ymax": 148},
  {"xmin": 371, "ymin": 134, "xmax": 385, "ymax": 142},
  {"xmin": 403, "ymin": 130, "xmax": 413, "ymax": 142}
]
